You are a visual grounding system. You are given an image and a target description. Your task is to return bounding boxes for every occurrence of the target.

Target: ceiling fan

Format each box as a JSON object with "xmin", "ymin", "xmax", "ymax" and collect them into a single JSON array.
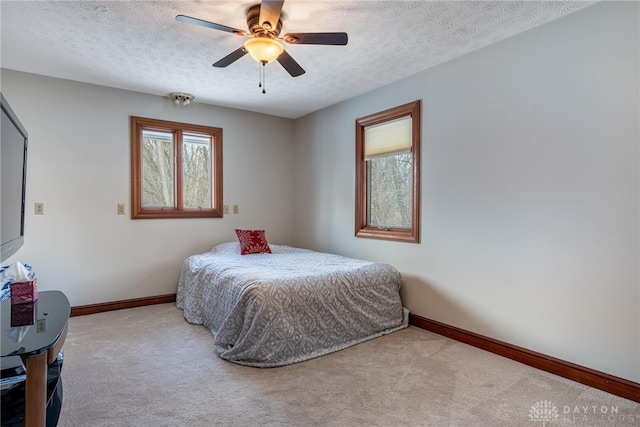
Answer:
[{"xmin": 176, "ymin": 0, "xmax": 348, "ymax": 92}]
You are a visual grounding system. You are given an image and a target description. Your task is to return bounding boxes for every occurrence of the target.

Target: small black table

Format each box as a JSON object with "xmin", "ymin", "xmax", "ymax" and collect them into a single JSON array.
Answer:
[{"xmin": 1, "ymin": 290, "xmax": 70, "ymax": 427}]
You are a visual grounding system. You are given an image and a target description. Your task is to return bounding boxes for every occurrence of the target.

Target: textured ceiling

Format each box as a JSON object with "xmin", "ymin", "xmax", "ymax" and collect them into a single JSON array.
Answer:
[{"xmin": 0, "ymin": 1, "xmax": 595, "ymax": 119}]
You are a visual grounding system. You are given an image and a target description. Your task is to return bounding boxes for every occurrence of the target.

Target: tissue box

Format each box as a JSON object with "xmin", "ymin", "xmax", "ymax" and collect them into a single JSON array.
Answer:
[
  {"xmin": 10, "ymin": 279, "xmax": 38, "ymax": 304},
  {"xmin": 11, "ymin": 301, "xmax": 37, "ymax": 327}
]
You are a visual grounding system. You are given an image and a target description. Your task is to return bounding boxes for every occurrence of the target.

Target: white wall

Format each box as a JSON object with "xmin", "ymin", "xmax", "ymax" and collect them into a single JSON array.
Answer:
[
  {"xmin": 1, "ymin": 70, "xmax": 296, "ymax": 306},
  {"xmin": 293, "ymin": 2, "xmax": 639, "ymax": 382}
]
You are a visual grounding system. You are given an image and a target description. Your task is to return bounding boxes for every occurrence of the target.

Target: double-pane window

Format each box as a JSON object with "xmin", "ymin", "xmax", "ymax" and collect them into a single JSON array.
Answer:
[{"xmin": 131, "ymin": 117, "xmax": 222, "ymax": 219}]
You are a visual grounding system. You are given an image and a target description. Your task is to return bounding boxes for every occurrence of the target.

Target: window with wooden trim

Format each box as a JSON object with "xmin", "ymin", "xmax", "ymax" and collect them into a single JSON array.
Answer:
[
  {"xmin": 130, "ymin": 116, "xmax": 223, "ymax": 219},
  {"xmin": 355, "ymin": 100, "xmax": 421, "ymax": 243}
]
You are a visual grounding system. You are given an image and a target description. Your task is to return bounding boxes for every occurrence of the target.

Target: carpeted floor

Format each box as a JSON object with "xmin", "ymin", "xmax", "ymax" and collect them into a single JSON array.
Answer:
[{"xmin": 57, "ymin": 303, "xmax": 639, "ymax": 426}]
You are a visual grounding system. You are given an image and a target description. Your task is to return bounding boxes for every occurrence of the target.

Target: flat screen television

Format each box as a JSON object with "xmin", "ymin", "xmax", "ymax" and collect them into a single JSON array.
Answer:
[{"xmin": 1, "ymin": 93, "xmax": 28, "ymax": 263}]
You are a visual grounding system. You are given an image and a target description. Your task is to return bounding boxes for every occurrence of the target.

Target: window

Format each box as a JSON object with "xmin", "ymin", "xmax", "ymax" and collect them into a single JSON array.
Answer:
[
  {"xmin": 130, "ymin": 116, "xmax": 223, "ymax": 219},
  {"xmin": 355, "ymin": 100, "xmax": 421, "ymax": 243}
]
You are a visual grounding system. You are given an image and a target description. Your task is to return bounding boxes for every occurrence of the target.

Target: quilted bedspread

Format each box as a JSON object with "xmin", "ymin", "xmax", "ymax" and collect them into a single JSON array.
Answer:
[{"xmin": 176, "ymin": 242, "xmax": 409, "ymax": 367}]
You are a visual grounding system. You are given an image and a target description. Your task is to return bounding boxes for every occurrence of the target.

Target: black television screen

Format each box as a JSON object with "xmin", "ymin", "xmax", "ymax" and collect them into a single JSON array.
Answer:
[{"xmin": 1, "ymin": 93, "xmax": 28, "ymax": 262}]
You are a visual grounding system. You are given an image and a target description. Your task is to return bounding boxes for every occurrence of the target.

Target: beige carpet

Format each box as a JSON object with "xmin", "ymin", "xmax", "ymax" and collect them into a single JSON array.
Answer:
[{"xmin": 57, "ymin": 303, "xmax": 638, "ymax": 426}]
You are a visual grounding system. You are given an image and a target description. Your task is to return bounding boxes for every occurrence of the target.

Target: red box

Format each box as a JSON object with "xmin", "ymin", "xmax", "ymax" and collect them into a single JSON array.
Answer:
[
  {"xmin": 11, "ymin": 301, "xmax": 37, "ymax": 327},
  {"xmin": 10, "ymin": 279, "xmax": 38, "ymax": 304}
]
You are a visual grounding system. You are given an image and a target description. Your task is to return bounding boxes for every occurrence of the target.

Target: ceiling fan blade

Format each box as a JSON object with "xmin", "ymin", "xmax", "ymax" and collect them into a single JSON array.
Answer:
[
  {"xmin": 259, "ymin": 0, "xmax": 284, "ymax": 31},
  {"xmin": 213, "ymin": 47, "xmax": 248, "ymax": 68},
  {"xmin": 277, "ymin": 50, "xmax": 305, "ymax": 77},
  {"xmin": 176, "ymin": 15, "xmax": 248, "ymax": 36},
  {"xmin": 283, "ymin": 32, "xmax": 348, "ymax": 46}
]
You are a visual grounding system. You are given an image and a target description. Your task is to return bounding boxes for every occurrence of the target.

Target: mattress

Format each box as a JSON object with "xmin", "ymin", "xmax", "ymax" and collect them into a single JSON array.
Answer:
[{"xmin": 176, "ymin": 242, "xmax": 408, "ymax": 367}]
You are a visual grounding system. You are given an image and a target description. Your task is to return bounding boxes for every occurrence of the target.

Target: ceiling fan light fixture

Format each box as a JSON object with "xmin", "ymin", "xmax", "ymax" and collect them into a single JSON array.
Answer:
[{"xmin": 243, "ymin": 37, "xmax": 284, "ymax": 64}]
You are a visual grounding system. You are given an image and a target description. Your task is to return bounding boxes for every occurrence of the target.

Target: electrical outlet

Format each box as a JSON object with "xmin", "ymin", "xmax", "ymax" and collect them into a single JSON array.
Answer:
[
  {"xmin": 223, "ymin": 205, "xmax": 229, "ymax": 215},
  {"xmin": 34, "ymin": 202, "xmax": 44, "ymax": 215},
  {"xmin": 117, "ymin": 203, "xmax": 125, "ymax": 215},
  {"xmin": 233, "ymin": 205, "xmax": 239, "ymax": 214}
]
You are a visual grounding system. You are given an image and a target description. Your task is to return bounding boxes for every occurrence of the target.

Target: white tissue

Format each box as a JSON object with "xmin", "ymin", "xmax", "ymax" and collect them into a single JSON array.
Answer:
[{"xmin": 3, "ymin": 262, "xmax": 32, "ymax": 282}]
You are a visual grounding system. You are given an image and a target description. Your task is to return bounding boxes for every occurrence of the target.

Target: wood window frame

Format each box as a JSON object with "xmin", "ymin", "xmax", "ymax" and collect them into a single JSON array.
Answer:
[
  {"xmin": 130, "ymin": 116, "xmax": 223, "ymax": 219},
  {"xmin": 355, "ymin": 100, "xmax": 421, "ymax": 243}
]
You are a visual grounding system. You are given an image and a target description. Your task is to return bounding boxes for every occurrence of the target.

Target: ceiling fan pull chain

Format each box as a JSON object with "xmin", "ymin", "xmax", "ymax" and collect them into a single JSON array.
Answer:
[{"xmin": 261, "ymin": 61, "xmax": 267, "ymax": 94}]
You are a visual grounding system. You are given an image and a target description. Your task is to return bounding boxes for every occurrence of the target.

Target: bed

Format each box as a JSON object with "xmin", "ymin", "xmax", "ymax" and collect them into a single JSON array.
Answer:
[{"xmin": 176, "ymin": 242, "xmax": 409, "ymax": 367}]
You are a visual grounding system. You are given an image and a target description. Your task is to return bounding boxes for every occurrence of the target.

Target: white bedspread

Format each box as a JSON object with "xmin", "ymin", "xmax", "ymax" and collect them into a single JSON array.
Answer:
[{"xmin": 176, "ymin": 242, "xmax": 409, "ymax": 367}]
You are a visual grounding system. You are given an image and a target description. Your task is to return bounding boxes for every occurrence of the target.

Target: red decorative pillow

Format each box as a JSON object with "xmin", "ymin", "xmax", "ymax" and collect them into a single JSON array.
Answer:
[{"xmin": 235, "ymin": 229, "xmax": 272, "ymax": 255}]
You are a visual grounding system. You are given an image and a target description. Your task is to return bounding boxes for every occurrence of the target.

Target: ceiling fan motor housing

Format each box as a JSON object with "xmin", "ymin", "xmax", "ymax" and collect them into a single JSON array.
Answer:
[{"xmin": 247, "ymin": 4, "xmax": 282, "ymax": 38}]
